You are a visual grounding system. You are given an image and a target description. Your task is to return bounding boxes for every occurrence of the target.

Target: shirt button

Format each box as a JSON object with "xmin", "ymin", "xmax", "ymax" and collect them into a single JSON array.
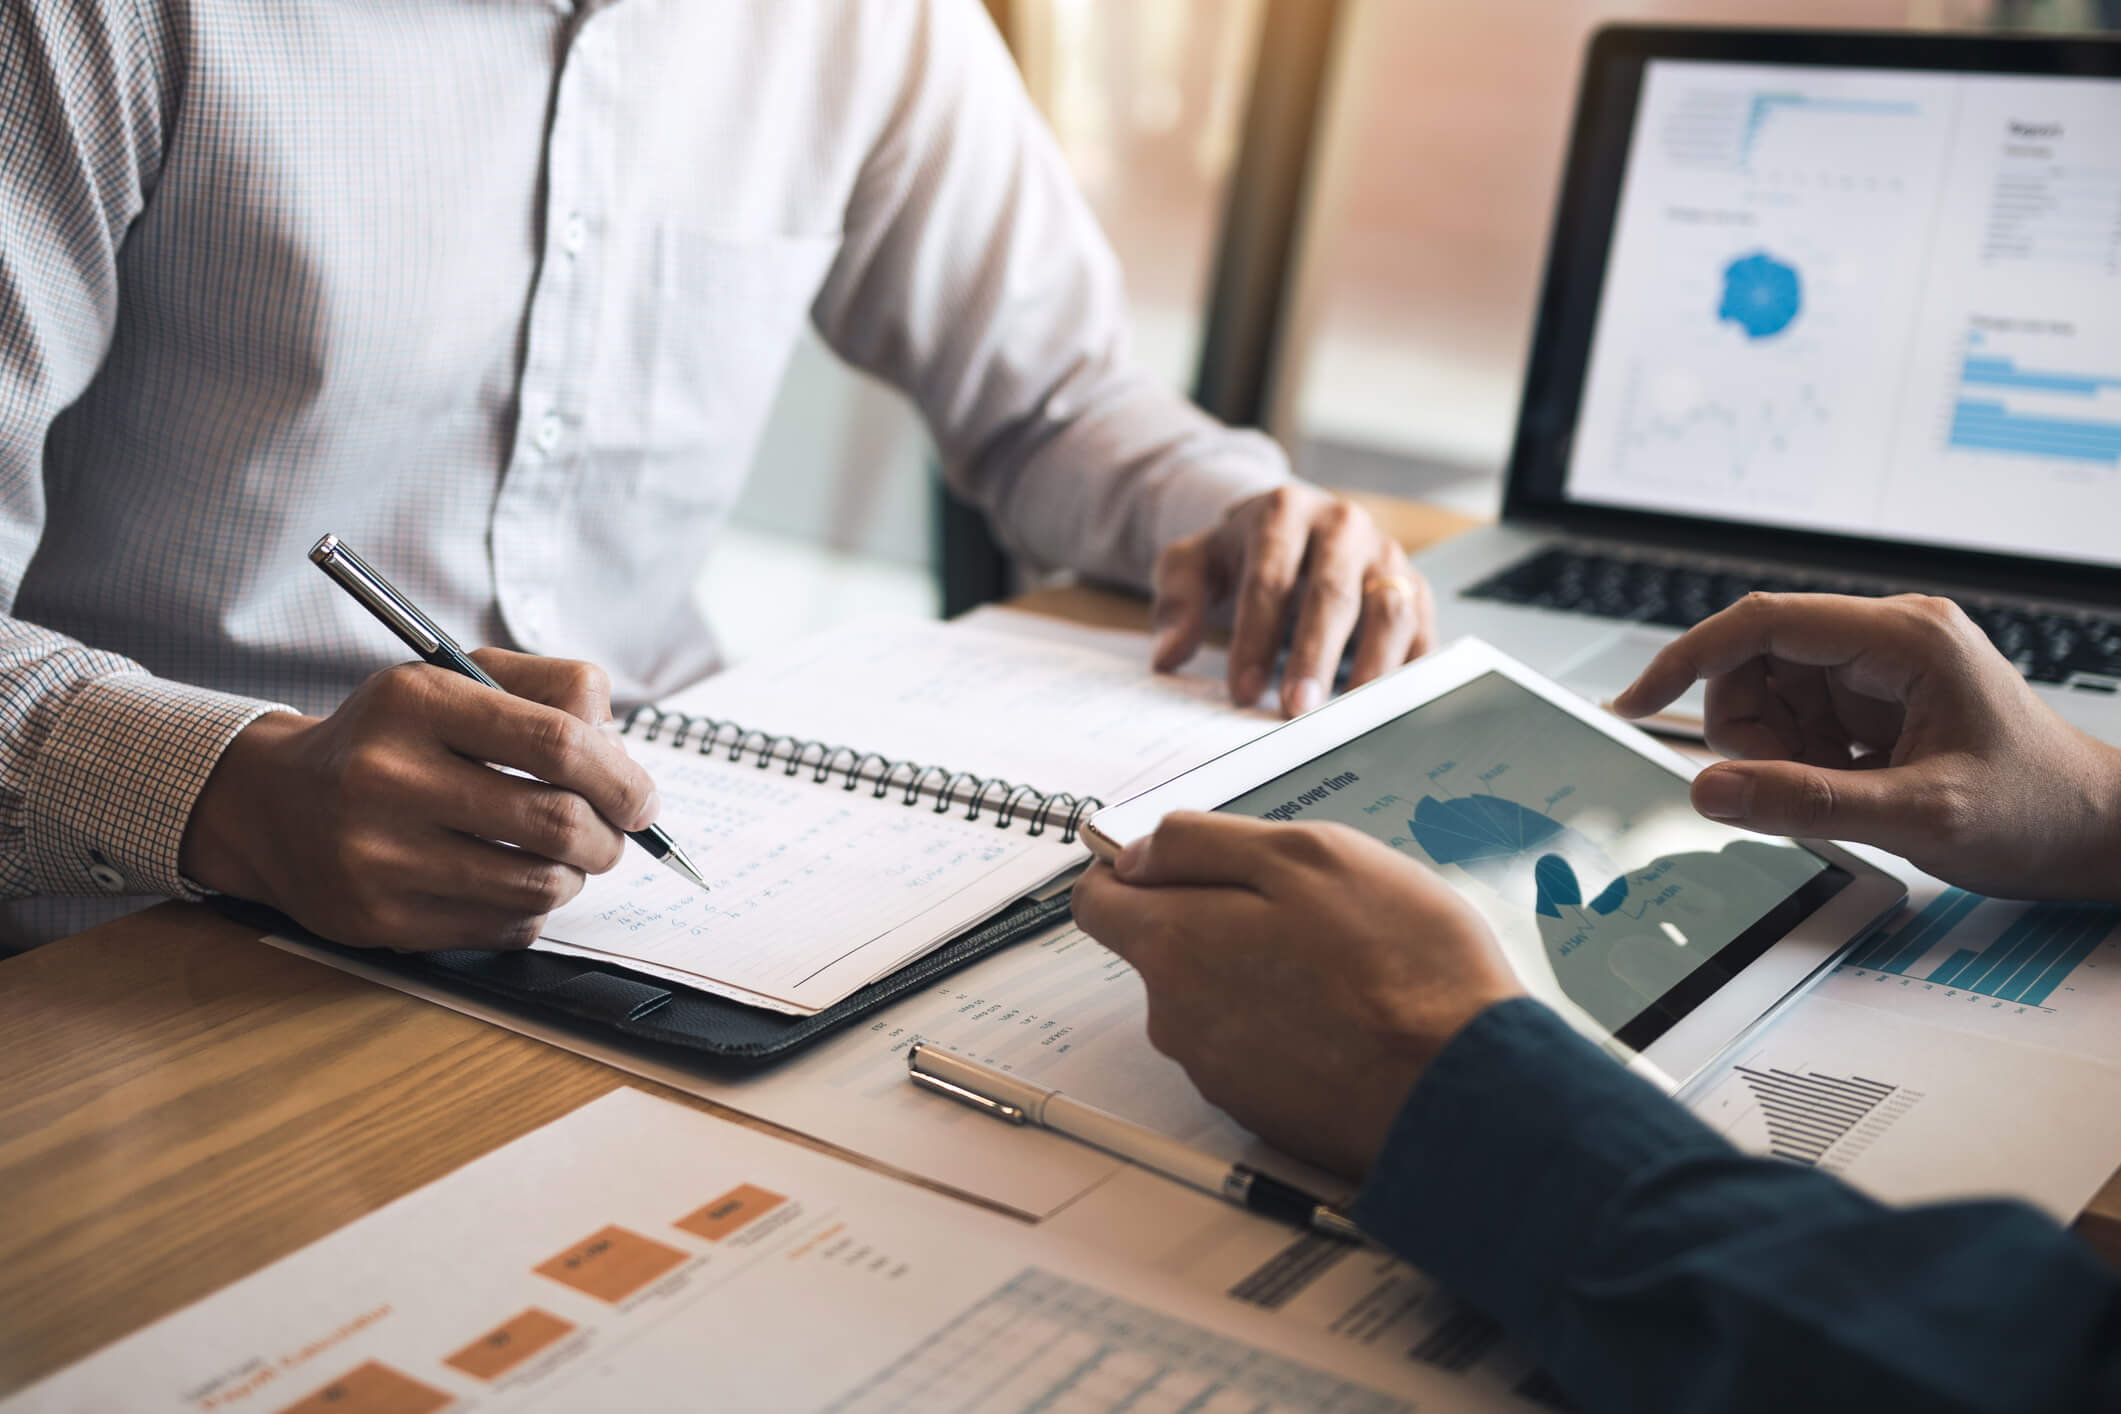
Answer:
[
  {"xmin": 562, "ymin": 213, "xmax": 588, "ymax": 257},
  {"xmin": 88, "ymin": 862, "xmax": 127, "ymax": 893},
  {"xmin": 534, "ymin": 412, "xmax": 563, "ymax": 453}
]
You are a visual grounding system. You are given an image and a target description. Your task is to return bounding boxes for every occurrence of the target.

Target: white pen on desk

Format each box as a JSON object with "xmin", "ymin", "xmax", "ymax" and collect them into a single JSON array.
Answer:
[{"xmin": 907, "ymin": 1042, "xmax": 1363, "ymax": 1243}]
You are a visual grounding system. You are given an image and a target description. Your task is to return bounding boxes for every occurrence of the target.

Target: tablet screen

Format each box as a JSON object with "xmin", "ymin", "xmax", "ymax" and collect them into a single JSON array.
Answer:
[{"xmin": 1216, "ymin": 671, "xmax": 1851, "ymax": 1053}]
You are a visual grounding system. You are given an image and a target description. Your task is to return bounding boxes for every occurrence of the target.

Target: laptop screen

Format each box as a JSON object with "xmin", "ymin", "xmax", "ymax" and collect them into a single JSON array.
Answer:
[{"xmin": 1562, "ymin": 57, "xmax": 2121, "ymax": 573}]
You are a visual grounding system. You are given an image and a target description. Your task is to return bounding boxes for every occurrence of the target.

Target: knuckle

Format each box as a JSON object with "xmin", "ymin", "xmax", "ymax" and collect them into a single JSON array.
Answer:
[
  {"xmin": 1911, "ymin": 593, "xmax": 1973, "ymax": 635},
  {"xmin": 565, "ymin": 659, "xmax": 611, "ymax": 704},
  {"xmin": 1317, "ymin": 499, "xmax": 1361, "ymax": 536},
  {"xmin": 1737, "ymin": 590, "xmax": 1782, "ymax": 618},
  {"xmin": 616, "ymin": 767, "xmax": 657, "ymax": 826},
  {"xmin": 524, "ymin": 709, "xmax": 585, "ymax": 774},
  {"xmin": 1311, "ymin": 575, "xmax": 1362, "ymax": 615},
  {"xmin": 1790, "ymin": 771, "xmax": 1838, "ymax": 830},
  {"xmin": 372, "ymin": 662, "xmax": 440, "ymax": 711},
  {"xmin": 1260, "ymin": 484, "xmax": 1303, "ymax": 519},
  {"xmin": 1921, "ymin": 778, "xmax": 1979, "ymax": 847},
  {"xmin": 528, "ymin": 790, "xmax": 593, "ymax": 851},
  {"xmin": 1270, "ymin": 824, "xmax": 1334, "ymax": 872},
  {"xmin": 512, "ymin": 859, "xmax": 579, "ymax": 913}
]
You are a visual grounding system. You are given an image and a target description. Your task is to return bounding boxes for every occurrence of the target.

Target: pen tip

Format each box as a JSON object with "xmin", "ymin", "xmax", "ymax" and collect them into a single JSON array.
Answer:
[
  {"xmin": 1311, "ymin": 1207, "xmax": 1364, "ymax": 1243},
  {"xmin": 664, "ymin": 843, "xmax": 711, "ymax": 893}
]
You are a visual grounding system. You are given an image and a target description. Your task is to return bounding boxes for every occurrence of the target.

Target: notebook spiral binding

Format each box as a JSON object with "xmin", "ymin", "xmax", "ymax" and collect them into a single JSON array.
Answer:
[{"xmin": 621, "ymin": 705, "xmax": 1103, "ymax": 845}]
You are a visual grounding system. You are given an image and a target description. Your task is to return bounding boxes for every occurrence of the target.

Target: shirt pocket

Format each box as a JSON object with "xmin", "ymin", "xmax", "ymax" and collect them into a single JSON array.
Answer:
[{"xmin": 645, "ymin": 227, "xmax": 840, "ymax": 470}]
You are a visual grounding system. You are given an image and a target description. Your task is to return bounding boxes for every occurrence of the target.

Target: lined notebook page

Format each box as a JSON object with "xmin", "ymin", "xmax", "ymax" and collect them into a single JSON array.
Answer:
[
  {"xmin": 539, "ymin": 748, "xmax": 1080, "ymax": 1015},
  {"xmin": 651, "ymin": 611, "xmax": 1274, "ymax": 804}
]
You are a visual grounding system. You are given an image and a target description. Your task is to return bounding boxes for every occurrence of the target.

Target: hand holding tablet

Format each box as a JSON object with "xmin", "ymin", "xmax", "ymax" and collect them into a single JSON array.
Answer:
[{"xmin": 1083, "ymin": 637, "xmax": 1904, "ymax": 1088}]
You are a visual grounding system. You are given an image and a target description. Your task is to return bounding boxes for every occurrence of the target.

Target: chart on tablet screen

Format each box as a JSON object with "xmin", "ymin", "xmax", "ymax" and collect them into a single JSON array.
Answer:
[{"xmin": 1217, "ymin": 671, "xmax": 1827, "ymax": 1044}]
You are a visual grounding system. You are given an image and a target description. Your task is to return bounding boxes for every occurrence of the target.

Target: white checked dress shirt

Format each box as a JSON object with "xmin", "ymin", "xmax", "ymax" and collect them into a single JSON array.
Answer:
[{"xmin": 0, "ymin": 0, "xmax": 1290, "ymax": 946}]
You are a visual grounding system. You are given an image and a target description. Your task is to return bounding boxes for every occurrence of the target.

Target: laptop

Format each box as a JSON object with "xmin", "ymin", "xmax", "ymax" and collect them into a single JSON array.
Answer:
[{"xmin": 1417, "ymin": 26, "xmax": 2121, "ymax": 742}]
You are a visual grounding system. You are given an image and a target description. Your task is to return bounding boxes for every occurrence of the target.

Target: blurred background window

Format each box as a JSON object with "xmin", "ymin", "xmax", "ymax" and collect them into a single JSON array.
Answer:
[
  {"xmin": 1275, "ymin": 0, "xmax": 1999, "ymax": 514},
  {"xmin": 710, "ymin": 0, "xmax": 2099, "ymax": 659}
]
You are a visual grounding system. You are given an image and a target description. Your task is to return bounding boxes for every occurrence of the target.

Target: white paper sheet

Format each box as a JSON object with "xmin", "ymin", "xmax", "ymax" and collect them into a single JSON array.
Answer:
[
  {"xmin": 655, "ymin": 610, "xmax": 1274, "ymax": 804},
  {"xmin": 3, "ymin": 1090, "xmax": 1531, "ymax": 1413}
]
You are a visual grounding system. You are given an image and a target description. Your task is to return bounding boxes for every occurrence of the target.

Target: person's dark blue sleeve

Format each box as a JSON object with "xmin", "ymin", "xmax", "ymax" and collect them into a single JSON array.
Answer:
[{"xmin": 1353, "ymin": 998, "xmax": 2121, "ymax": 1414}]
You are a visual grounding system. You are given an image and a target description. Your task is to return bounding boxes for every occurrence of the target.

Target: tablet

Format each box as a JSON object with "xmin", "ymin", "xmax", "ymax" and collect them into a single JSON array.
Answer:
[{"xmin": 1084, "ymin": 638, "xmax": 1905, "ymax": 1088}]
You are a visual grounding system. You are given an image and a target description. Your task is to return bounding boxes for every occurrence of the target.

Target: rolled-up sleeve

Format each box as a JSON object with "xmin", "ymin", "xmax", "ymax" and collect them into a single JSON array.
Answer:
[
  {"xmin": 808, "ymin": 0, "xmax": 1291, "ymax": 592},
  {"xmin": 1356, "ymin": 998, "xmax": 2121, "ymax": 1414}
]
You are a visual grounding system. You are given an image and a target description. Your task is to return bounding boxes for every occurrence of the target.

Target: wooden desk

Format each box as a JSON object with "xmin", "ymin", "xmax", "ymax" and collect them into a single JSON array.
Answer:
[{"xmin": 4, "ymin": 499, "xmax": 2117, "ymax": 1396}]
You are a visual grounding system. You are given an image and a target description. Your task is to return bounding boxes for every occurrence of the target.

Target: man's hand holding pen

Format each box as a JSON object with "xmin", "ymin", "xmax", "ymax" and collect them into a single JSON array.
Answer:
[{"xmin": 181, "ymin": 649, "xmax": 662, "ymax": 952}]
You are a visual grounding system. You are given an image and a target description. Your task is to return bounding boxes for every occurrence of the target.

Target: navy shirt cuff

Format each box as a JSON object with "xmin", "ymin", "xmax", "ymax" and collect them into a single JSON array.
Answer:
[{"xmin": 1352, "ymin": 997, "xmax": 1736, "ymax": 1335}]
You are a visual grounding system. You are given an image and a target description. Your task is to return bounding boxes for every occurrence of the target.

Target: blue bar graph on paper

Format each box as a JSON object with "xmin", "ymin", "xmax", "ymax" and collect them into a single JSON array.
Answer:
[
  {"xmin": 2012, "ymin": 912, "xmax": 2112, "ymax": 1007},
  {"xmin": 1845, "ymin": 890, "xmax": 2121, "ymax": 1007},
  {"xmin": 1953, "ymin": 908, "xmax": 2061, "ymax": 994},
  {"xmin": 1949, "ymin": 354, "xmax": 2121, "ymax": 467},
  {"xmin": 1846, "ymin": 888, "xmax": 1980, "ymax": 974}
]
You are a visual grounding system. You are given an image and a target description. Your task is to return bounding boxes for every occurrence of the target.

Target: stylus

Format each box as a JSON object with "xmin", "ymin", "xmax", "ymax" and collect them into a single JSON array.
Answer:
[{"xmin": 907, "ymin": 1042, "xmax": 1363, "ymax": 1242}]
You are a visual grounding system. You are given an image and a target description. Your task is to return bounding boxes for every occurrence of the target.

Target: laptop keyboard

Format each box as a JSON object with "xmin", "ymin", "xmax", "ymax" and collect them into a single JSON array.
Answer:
[{"xmin": 1463, "ymin": 546, "xmax": 2121, "ymax": 688}]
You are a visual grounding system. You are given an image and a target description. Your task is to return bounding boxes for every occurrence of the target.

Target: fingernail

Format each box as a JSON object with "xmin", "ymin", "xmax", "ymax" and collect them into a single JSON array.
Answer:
[
  {"xmin": 1284, "ymin": 676, "xmax": 1324, "ymax": 717},
  {"xmin": 1695, "ymin": 768, "xmax": 1752, "ymax": 821},
  {"xmin": 633, "ymin": 789, "xmax": 662, "ymax": 830},
  {"xmin": 1152, "ymin": 627, "xmax": 1182, "ymax": 667},
  {"xmin": 1115, "ymin": 837, "xmax": 1149, "ymax": 880},
  {"xmin": 1235, "ymin": 667, "xmax": 1267, "ymax": 705}
]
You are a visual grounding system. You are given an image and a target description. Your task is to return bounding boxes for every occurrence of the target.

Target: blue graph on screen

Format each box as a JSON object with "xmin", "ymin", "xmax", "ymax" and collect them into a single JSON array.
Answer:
[
  {"xmin": 1737, "ymin": 93, "xmax": 1919, "ymax": 170},
  {"xmin": 1409, "ymin": 795, "xmax": 1630, "ymax": 919},
  {"xmin": 1948, "ymin": 346, "xmax": 2121, "ymax": 468},
  {"xmin": 1718, "ymin": 252, "xmax": 1803, "ymax": 340},
  {"xmin": 1843, "ymin": 889, "xmax": 2121, "ymax": 1008}
]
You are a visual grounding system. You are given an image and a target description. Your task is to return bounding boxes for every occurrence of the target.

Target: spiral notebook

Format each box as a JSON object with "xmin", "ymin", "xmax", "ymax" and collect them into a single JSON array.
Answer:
[{"xmin": 533, "ymin": 612, "xmax": 1272, "ymax": 1017}]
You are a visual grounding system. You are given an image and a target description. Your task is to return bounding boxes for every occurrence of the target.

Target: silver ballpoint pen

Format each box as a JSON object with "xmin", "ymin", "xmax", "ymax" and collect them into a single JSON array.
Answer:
[
  {"xmin": 309, "ymin": 533, "xmax": 710, "ymax": 894},
  {"xmin": 908, "ymin": 1043, "xmax": 1363, "ymax": 1242}
]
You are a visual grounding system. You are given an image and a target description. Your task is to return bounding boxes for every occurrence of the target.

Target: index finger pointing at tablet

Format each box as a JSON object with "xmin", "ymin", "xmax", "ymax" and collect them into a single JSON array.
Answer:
[{"xmin": 1612, "ymin": 593, "xmax": 1935, "ymax": 720}]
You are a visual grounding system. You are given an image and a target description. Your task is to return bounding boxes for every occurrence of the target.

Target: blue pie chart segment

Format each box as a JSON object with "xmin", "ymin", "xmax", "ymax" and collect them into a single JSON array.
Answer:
[{"xmin": 1718, "ymin": 252, "xmax": 1802, "ymax": 340}]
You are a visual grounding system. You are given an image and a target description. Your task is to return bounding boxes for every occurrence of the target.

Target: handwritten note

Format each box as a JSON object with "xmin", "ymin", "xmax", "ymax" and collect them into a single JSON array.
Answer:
[{"xmin": 539, "ymin": 750, "xmax": 1080, "ymax": 1014}]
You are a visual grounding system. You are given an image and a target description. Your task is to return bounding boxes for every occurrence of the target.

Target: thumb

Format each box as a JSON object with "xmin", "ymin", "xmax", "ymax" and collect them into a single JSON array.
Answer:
[{"xmin": 1692, "ymin": 759, "xmax": 1929, "ymax": 852}]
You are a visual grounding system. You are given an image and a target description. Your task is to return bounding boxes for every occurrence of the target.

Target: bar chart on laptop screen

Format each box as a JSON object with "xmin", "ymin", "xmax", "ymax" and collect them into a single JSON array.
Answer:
[{"xmin": 1947, "ymin": 324, "xmax": 2121, "ymax": 470}]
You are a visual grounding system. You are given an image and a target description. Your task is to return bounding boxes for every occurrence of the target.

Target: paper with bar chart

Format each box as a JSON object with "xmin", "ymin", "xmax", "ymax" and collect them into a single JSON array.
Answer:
[
  {"xmin": 1820, "ymin": 874, "xmax": 2121, "ymax": 1064},
  {"xmin": 5, "ymin": 1091, "xmax": 1529, "ymax": 1414},
  {"xmin": 1684, "ymin": 994, "xmax": 2121, "ymax": 1218},
  {"xmin": 1680, "ymin": 857, "xmax": 2121, "ymax": 1218}
]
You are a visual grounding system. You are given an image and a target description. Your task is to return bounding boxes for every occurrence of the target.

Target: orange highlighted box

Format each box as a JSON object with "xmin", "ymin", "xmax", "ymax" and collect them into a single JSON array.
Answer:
[
  {"xmin": 676, "ymin": 1183, "xmax": 787, "ymax": 1242},
  {"xmin": 534, "ymin": 1224, "xmax": 687, "ymax": 1304},
  {"xmin": 443, "ymin": 1307, "xmax": 576, "ymax": 1381},
  {"xmin": 274, "ymin": 1361, "xmax": 451, "ymax": 1414}
]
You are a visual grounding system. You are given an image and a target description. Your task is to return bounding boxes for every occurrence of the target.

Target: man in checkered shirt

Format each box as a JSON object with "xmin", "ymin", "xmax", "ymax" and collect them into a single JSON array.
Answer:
[{"xmin": 0, "ymin": 0, "xmax": 1433, "ymax": 952}]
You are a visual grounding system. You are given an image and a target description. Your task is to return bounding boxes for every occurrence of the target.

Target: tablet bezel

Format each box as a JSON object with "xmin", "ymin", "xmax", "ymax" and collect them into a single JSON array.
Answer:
[{"xmin": 1084, "ymin": 637, "xmax": 1906, "ymax": 1089}]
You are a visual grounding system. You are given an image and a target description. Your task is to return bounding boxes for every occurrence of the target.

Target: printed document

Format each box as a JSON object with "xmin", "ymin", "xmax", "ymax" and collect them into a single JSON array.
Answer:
[{"xmin": 3, "ymin": 1090, "xmax": 1533, "ymax": 1413}]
